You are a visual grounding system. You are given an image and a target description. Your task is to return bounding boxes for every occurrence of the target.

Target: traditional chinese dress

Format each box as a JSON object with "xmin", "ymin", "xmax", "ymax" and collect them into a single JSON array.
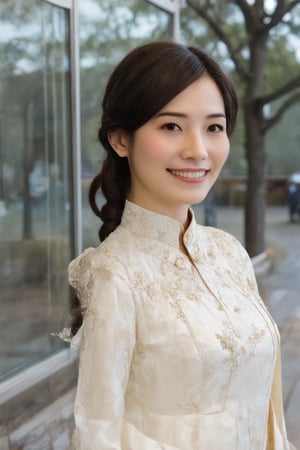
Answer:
[{"xmin": 69, "ymin": 201, "xmax": 294, "ymax": 450}]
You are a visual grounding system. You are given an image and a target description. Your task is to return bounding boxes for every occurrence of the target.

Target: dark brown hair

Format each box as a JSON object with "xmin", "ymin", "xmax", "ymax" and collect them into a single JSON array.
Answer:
[{"xmin": 90, "ymin": 41, "xmax": 238, "ymax": 242}]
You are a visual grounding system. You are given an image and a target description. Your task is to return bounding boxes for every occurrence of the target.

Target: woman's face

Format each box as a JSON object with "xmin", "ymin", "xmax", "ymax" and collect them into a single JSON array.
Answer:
[{"xmin": 111, "ymin": 76, "xmax": 230, "ymax": 224}]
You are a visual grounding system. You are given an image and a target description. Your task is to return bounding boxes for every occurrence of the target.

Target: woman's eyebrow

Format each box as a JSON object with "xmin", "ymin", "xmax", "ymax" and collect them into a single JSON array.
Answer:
[
  {"xmin": 156, "ymin": 111, "xmax": 188, "ymax": 118},
  {"xmin": 207, "ymin": 113, "xmax": 226, "ymax": 119},
  {"xmin": 156, "ymin": 111, "xmax": 226, "ymax": 119}
]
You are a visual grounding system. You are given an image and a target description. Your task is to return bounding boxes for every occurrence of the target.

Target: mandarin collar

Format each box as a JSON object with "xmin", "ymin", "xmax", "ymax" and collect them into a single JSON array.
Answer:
[{"xmin": 120, "ymin": 200, "xmax": 199, "ymax": 250}]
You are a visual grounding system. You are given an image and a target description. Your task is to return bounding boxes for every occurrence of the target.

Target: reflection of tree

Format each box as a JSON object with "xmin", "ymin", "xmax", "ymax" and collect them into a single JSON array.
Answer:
[
  {"xmin": 3, "ymin": 71, "xmax": 48, "ymax": 238},
  {"xmin": 1, "ymin": 1, "xmax": 40, "ymax": 238},
  {"xmin": 19, "ymin": 73, "xmax": 42, "ymax": 239},
  {"xmin": 0, "ymin": 1, "xmax": 35, "ymax": 24},
  {"xmin": 0, "ymin": 1, "xmax": 71, "ymax": 239},
  {"xmin": 0, "ymin": 2, "xmax": 73, "ymax": 374},
  {"xmin": 0, "ymin": 113, "xmax": 3, "ymax": 201},
  {"xmin": 80, "ymin": 0, "xmax": 172, "ymax": 64}
]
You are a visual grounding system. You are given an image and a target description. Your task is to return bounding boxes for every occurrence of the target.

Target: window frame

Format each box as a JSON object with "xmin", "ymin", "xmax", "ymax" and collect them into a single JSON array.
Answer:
[{"xmin": 145, "ymin": 0, "xmax": 181, "ymax": 41}]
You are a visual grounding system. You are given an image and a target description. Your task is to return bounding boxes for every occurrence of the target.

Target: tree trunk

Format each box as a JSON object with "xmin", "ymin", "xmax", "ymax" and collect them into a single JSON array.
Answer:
[
  {"xmin": 244, "ymin": 33, "xmax": 268, "ymax": 257},
  {"xmin": 244, "ymin": 100, "xmax": 266, "ymax": 257}
]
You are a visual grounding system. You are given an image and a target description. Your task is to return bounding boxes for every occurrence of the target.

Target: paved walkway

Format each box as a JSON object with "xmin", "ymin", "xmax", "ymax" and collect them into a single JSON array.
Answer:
[{"xmin": 199, "ymin": 205, "xmax": 300, "ymax": 448}]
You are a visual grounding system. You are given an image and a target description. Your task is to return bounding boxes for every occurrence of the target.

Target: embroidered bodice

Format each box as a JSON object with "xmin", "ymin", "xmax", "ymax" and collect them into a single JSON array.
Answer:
[{"xmin": 69, "ymin": 201, "xmax": 293, "ymax": 450}]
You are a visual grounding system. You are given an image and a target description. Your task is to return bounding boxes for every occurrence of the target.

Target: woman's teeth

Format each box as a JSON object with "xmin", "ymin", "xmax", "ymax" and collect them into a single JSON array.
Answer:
[{"xmin": 170, "ymin": 170, "xmax": 206, "ymax": 179}]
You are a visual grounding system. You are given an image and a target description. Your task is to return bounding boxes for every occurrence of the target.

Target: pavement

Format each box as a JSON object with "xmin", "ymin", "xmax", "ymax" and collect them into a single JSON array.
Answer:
[{"xmin": 194, "ymin": 204, "xmax": 300, "ymax": 448}]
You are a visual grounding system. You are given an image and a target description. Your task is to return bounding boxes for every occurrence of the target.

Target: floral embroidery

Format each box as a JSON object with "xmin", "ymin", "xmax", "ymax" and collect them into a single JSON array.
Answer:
[{"xmin": 66, "ymin": 201, "xmax": 285, "ymax": 449}]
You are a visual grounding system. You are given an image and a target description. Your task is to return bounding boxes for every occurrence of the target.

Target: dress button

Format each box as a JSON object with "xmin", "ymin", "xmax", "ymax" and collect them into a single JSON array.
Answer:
[{"xmin": 175, "ymin": 257, "xmax": 185, "ymax": 269}]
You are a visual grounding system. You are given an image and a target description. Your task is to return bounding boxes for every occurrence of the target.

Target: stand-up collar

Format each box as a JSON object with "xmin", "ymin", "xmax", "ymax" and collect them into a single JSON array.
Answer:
[{"xmin": 120, "ymin": 201, "xmax": 199, "ymax": 251}]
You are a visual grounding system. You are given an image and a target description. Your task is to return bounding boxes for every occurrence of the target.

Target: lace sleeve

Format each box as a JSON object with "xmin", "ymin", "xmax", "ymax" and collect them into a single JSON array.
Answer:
[{"xmin": 69, "ymin": 251, "xmax": 136, "ymax": 450}]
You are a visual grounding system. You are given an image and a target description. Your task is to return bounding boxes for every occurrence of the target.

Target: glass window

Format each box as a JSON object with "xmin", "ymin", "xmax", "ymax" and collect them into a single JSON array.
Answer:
[
  {"xmin": 79, "ymin": 0, "xmax": 174, "ymax": 248},
  {"xmin": 0, "ymin": 0, "xmax": 73, "ymax": 380}
]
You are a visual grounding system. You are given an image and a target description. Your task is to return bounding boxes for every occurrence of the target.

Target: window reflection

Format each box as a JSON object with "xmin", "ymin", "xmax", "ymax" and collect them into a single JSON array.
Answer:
[{"xmin": 0, "ymin": 0, "xmax": 72, "ymax": 380}]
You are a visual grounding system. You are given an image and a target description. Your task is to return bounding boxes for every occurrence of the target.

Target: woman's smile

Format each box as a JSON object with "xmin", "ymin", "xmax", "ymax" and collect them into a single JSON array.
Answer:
[{"xmin": 167, "ymin": 168, "xmax": 209, "ymax": 183}]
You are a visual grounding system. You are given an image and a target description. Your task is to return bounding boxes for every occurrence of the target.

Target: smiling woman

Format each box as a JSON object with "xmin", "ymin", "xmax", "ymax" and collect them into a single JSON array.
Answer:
[
  {"xmin": 65, "ymin": 41, "xmax": 294, "ymax": 449},
  {"xmin": 108, "ymin": 76, "xmax": 229, "ymax": 224}
]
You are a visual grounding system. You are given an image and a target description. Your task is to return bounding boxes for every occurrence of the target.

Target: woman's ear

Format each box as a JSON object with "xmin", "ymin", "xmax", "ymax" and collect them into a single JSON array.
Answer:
[{"xmin": 108, "ymin": 130, "xmax": 129, "ymax": 158}]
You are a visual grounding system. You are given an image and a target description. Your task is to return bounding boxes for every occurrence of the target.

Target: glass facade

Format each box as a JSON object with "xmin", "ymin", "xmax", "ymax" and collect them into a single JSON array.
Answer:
[{"xmin": 0, "ymin": 0, "xmax": 72, "ymax": 380}]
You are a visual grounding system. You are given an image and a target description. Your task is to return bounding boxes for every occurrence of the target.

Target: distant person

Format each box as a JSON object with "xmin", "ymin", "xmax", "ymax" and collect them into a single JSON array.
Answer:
[
  {"xmin": 288, "ymin": 182, "xmax": 300, "ymax": 222},
  {"xmin": 63, "ymin": 42, "xmax": 294, "ymax": 449},
  {"xmin": 204, "ymin": 189, "xmax": 217, "ymax": 226}
]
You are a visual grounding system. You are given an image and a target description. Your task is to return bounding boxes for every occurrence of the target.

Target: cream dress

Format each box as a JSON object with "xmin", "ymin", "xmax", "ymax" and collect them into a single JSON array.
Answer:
[{"xmin": 69, "ymin": 201, "xmax": 294, "ymax": 450}]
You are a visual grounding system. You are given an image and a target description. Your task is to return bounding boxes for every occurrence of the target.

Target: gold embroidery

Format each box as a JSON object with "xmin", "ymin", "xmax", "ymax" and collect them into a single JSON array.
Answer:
[{"xmin": 67, "ymin": 201, "xmax": 281, "ymax": 448}]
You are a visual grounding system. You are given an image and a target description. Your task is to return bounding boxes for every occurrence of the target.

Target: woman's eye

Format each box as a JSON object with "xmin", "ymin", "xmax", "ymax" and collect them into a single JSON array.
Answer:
[
  {"xmin": 208, "ymin": 124, "xmax": 224, "ymax": 133},
  {"xmin": 162, "ymin": 123, "xmax": 180, "ymax": 131}
]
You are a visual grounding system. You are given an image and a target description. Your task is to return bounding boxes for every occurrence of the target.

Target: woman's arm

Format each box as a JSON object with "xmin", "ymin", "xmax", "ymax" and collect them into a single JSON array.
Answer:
[{"xmin": 69, "ymin": 252, "xmax": 136, "ymax": 450}]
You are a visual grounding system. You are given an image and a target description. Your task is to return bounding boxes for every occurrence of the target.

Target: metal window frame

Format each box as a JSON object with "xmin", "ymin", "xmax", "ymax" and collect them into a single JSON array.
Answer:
[
  {"xmin": 42, "ymin": 0, "xmax": 82, "ymax": 257},
  {"xmin": 43, "ymin": 0, "xmax": 72, "ymax": 9},
  {"xmin": 145, "ymin": 0, "xmax": 182, "ymax": 41},
  {"xmin": 0, "ymin": 349, "xmax": 78, "ymax": 404},
  {"xmin": 69, "ymin": 0, "xmax": 82, "ymax": 256}
]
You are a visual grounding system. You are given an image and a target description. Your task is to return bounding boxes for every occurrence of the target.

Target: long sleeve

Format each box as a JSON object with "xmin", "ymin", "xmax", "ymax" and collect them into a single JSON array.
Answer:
[
  {"xmin": 69, "ymin": 250, "xmax": 136, "ymax": 450},
  {"xmin": 267, "ymin": 350, "xmax": 296, "ymax": 450}
]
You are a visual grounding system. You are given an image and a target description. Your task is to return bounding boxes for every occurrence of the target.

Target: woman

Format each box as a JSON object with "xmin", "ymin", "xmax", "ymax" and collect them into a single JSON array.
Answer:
[{"xmin": 68, "ymin": 42, "xmax": 294, "ymax": 449}]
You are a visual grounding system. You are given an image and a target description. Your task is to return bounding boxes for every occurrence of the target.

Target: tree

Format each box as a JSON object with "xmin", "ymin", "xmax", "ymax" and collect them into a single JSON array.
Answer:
[
  {"xmin": 0, "ymin": 0, "xmax": 73, "ymax": 241},
  {"xmin": 184, "ymin": 0, "xmax": 300, "ymax": 256}
]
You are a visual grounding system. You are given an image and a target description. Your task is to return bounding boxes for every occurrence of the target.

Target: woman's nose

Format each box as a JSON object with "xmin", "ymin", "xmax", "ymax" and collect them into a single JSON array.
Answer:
[{"xmin": 181, "ymin": 131, "xmax": 208, "ymax": 160}]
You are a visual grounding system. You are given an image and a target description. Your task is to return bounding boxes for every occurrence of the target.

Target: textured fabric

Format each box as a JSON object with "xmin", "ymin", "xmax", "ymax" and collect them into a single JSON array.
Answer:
[{"xmin": 69, "ymin": 201, "xmax": 294, "ymax": 450}]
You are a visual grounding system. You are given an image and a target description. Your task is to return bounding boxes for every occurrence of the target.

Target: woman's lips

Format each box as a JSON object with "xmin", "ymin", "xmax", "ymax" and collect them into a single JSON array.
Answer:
[{"xmin": 168, "ymin": 169, "xmax": 208, "ymax": 182}]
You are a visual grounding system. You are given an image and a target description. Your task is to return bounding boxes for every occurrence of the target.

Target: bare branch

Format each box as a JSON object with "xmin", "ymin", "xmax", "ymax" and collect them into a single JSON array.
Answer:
[
  {"xmin": 234, "ymin": 0, "xmax": 254, "ymax": 32},
  {"xmin": 260, "ymin": 76, "xmax": 300, "ymax": 106},
  {"xmin": 283, "ymin": 0, "xmax": 300, "ymax": 13},
  {"xmin": 267, "ymin": 0, "xmax": 300, "ymax": 30},
  {"xmin": 262, "ymin": 92, "xmax": 300, "ymax": 132},
  {"xmin": 186, "ymin": 0, "xmax": 249, "ymax": 79}
]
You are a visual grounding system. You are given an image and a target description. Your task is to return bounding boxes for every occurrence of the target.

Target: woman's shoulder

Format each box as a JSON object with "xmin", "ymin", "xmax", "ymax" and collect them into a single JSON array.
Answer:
[
  {"xmin": 196, "ymin": 223, "xmax": 249, "ymax": 260},
  {"xmin": 69, "ymin": 241, "xmax": 124, "ymax": 276},
  {"xmin": 68, "ymin": 244, "xmax": 133, "ymax": 311},
  {"xmin": 197, "ymin": 223, "xmax": 242, "ymax": 245},
  {"xmin": 68, "ymin": 231, "xmax": 131, "ymax": 294},
  {"xmin": 70, "ymin": 225, "xmax": 130, "ymax": 268}
]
